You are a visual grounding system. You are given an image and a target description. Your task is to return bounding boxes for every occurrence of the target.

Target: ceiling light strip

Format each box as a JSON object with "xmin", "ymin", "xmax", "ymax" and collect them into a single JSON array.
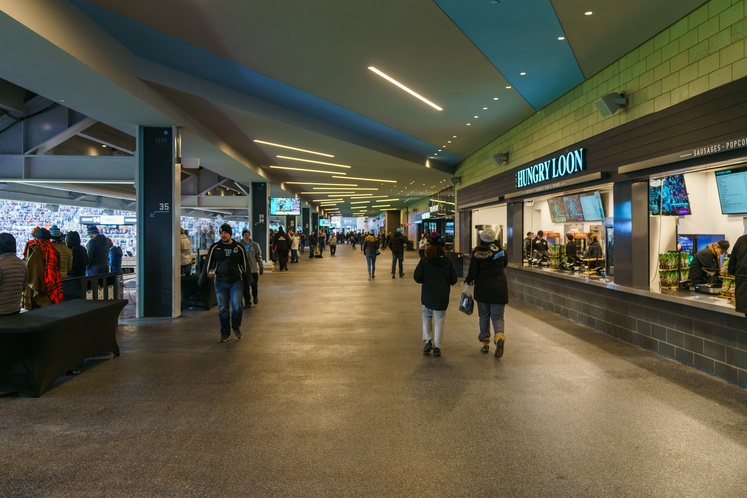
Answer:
[
  {"xmin": 253, "ymin": 140, "xmax": 334, "ymax": 157},
  {"xmin": 368, "ymin": 67, "xmax": 443, "ymax": 111},
  {"xmin": 332, "ymin": 175, "xmax": 396, "ymax": 183},
  {"xmin": 283, "ymin": 182, "xmax": 358, "ymax": 186},
  {"xmin": 277, "ymin": 155, "xmax": 351, "ymax": 168},
  {"xmin": 312, "ymin": 187, "xmax": 378, "ymax": 191},
  {"xmin": 270, "ymin": 166, "xmax": 345, "ymax": 175}
]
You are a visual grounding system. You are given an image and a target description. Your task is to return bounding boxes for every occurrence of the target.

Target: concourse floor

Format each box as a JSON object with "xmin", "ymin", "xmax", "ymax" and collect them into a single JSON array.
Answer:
[{"xmin": 2, "ymin": 243, "xmax": 747, "ymax": 497}]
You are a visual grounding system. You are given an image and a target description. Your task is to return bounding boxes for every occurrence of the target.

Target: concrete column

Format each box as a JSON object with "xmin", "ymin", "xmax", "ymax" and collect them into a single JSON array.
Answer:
[{"xmin": 136, "ymin": 126, "xmax": 180, "ymax": 317}]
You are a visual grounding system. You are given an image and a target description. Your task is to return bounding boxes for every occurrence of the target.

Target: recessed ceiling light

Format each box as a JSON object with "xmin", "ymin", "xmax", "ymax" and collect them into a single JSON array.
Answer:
[
  {"xmin": 506, "ymin": 86, "xmax": 512, "ymax": 89},
  {"xmin": 585, "ymin": 11, "xmax": 593, "ymax": 16},
  {"xmin": 283, "ymin": 182, "xmax": 357, "ymax": 186},
  {"xmin": 59, "ymin": 99, "xmax": 66, "ymax": 103},
  {"xmin": 483, "ymin": 107, "xmax": 488, "ymax": 110},
  {"xmin": 520, "ymin": 72, "xmax": 526, "ymax": 76},
  {"xmin": 558, "ymin": 36, "xmax": 566, "ymax": 41},
  {"xmin": 253, "ymin": 140, "xmax": 334, "ymax": 157},
  {"xmin": 101, "ymin": 144, "xmax": 107, "ymax": 148},
  {"xmin": 447, "ymin": 141, "xmax": 452, "ymax": 144},
  {"xmin": 453, "ymin": 135, "xmax": 457, "ymax": 138},
  {"xmin": 368, "ymin": 66, "xmax": 443, "ymax": 111},
  {"xmin": 466, "ymin": 123, "xmax": 471, "ymax": 126},
  {"xmin": 493, "ymin": 97, "xmax": 499, "ymax": 101},
  {"xmin": 270, "ymin": 166, "xmax": 344, "ymax": 175},
  {"xmin": 333, "ymin": 175, "xmax": 396, "ymax": 183}
]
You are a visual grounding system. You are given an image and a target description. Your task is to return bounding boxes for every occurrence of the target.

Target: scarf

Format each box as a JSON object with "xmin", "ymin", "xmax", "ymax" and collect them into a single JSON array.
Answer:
[{"xmin": 24, "ymin": 239, "xmax": 63, "ymax": 304}]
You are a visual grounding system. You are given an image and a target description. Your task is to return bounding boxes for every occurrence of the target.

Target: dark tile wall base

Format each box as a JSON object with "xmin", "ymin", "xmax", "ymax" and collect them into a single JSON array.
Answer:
[{"xmin": 505, "ymin": 268, "xmax": 747, "ymax": 388}]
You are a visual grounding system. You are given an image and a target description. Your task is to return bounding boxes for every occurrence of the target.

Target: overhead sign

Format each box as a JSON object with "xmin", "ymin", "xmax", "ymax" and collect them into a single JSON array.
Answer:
[{"xmin": 516, "ymin": 148, "xmax": 585, "ymax": 189}]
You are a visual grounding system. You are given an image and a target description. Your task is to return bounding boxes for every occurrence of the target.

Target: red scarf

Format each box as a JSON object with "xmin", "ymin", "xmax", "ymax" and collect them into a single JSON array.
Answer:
[{"xmin": 24, "ymin": 239, "xmax": 63, "ymax": 304}]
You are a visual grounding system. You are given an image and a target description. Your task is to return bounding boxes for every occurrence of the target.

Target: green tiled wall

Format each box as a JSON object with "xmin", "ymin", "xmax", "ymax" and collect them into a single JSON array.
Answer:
[{"xmin": 456, "ymin": 0, "xmax": 747, "ymax": 189}]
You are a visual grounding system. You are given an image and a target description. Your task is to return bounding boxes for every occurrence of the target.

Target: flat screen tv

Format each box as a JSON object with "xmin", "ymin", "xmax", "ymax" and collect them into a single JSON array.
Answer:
[
  {"xmin": 547, "ymin": 197, "xmax": 567, "ymax": 223},
  {"xmin": 579, "ymin": 191, "xmax": 605, "ymax": 220},
  {"xmin": 562, "ymin": 194, "xmax": 584, "ymax": 222},
  {"xmin": 650, "ymin": 174, "xmax": 691, "ymax": 216},
  {"xmin": 715, "ymin": 165, "xmax": 747, "ymax": 214},
  {"xmin": 270, "ymin": 197, "xmax": 301, "ymax": 215}
]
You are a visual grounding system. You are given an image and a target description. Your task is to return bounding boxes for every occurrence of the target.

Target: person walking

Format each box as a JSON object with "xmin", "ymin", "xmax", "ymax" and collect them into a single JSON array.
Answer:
[
  {"xmin": 272, "ymin": 226, "xmax": 291, "ymax": 271},
  {"xmin": 389, "ymin": 227, "xmax": 409, "ymax": 278},
  {"xmin": 290, "ymin": 230, "xmax": 300, "ymax": 263},
  {"xmin": 465, "ymin": 228, "xmax": 509, "ymax": 358},
  {"xmin": 198, "ymin": 224, "xmax": 251, "ymax": 342},
  {"xmin": 414, "ymin": 233, "xmax": 457, "ymax": 357},
  {"xmin": 240, "ymin": 229, "xmax": 263, "ymax": 306},
  {"xmin": 329, "ymin": 231, "xmax": 337, "ymax": 256},
  {"xmin": 363, "ymin": 230, "xmax": 379, "ymax": 280}
]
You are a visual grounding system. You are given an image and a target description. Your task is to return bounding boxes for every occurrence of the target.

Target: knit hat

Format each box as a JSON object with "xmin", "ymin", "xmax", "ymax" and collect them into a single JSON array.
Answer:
[
  {"xmin": 716, "ymin": 240, "xmax": 730, "ymax": 251},
  {"xmin": 396, "ymin": 228, "xmax": 402, "ymax": 233},
  {"xmin": 87, "ymin": 225, "xmax": 100, "ymax": 235},
  {"xmin": 480, "ymin": 228, "xmax": 496, "ymax": 243},
  {"xmin": 0, "ymin": 232, "xmax": 16, "ymax": 254},
  {"xmin": 34, "ymin": 227, "xmax": 52, "ymax": 240},
  {"xmin": 50, "ymin": 225, "xmax": 62, "ymax": 238},
  {"xmin": 428, "ymin": 231, "xmax": 444, "ymax": 246},
  {"xmin": 219, "ymin": 223, "xmax": 232, "ymax": 235}
]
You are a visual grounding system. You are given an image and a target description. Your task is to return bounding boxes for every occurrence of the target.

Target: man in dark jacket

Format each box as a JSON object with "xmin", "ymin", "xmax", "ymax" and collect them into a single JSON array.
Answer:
[
  {"xmin": 85, "ymin": 225, "xmax": 110, "ymax": 276},
  {"xmin": 414, "ymin": 233, "xmax": 457, "ymax": 357},
  {"xmin": 273, "ymin": 226, "xmax": 291, "ymax": 271},
  {"xmin": 389, "ymin": 228, "xmax": 409, "ymax": 278},
  {"xmin": 689, "ymin": 240, "xmax": 728, "ymax": 284},
  {"xmin": 465, "ymin": 228, "xmax": 509, "ymax": 358},
  {"xmin": 530, "ymin": 230, "xmax": 550, "ymax": 266},
  {"xmin": 727, "ymin": 234, "xmax": 747, "ymax": 318},
  {"xmin": 198, "ymin": 224, "xmax": 251, "ymax": 342},
  {"xmin": 66, "ymin": 231, "xmax": 88, "ymax": 278}
]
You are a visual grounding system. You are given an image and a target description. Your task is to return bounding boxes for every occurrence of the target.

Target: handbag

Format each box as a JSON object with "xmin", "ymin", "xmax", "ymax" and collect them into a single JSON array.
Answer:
[{"xmin": 459, "ymin": 282, "xmax": 474, "ymax": 315}]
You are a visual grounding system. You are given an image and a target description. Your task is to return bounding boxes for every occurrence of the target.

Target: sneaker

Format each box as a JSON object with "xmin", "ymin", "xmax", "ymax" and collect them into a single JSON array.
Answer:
[
  {"xmin": 253, "ymin": 296, "xmax": 258, "ymax": 305},
  {"xmin": 219, "ymin": 335, "xmax": 230, "ymax": 343},
  {"xmin": 495, "ymin": 334, "xmax": 506, "ymax": 358},
  {"xmin": 233, "ymin": 328, "xmax": 242, "ymax": 340},
  {"xmin": 480, "ymin": 340, "xmax": 490, "ymax": 353},
  {"xmin": 433, "ymin": 347, "xmax": 441, "ymax": 357},
  {"xmin": 423, "ymin": 340, "xmax": 433, "ymax": 354}
]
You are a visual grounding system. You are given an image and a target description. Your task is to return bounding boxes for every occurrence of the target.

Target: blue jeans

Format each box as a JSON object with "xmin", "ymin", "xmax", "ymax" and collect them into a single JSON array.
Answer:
[
  {"xmin": 391, "ymin": 252, "xmax": 404, "ymax": 275},
  {"xmin": 214, "ymin": 279, "xmax": 243, "ymax": 336},
  {"xmin": 477, "ymin": 301, "xmax": 505, "ymax": 343},
  {"xmin": 291, "ymin": 249, "xmax": 298, "ymax": 262},
  {"xmin": 422, "ymin": 306, "xmax": 446, "ymax": 348},
  {"xmin": 365, "ymin": 253, "xmax": 377, "ymax": 275}
]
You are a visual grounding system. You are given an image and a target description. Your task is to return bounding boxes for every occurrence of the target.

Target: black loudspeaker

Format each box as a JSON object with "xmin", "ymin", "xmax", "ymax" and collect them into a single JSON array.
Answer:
[
  {"xmin": 594, "ymin": 93, "xmax": 627, "ymax": 117},
  {"xmin": 449, "ymin": 176, "xmax": 460, "ymax": 186},
  {"xmin": 492, "ymin": 152, "xmax": 508, "ymax": 166}
]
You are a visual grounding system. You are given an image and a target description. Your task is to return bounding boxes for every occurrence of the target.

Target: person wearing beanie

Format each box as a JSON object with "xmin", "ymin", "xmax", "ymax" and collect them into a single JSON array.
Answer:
[
  {"xmin": 689, "ymin": 239, "xmax": 729, "ymax": 285},
  {"xmin": 0, "ymin": 233, "xmax": 27, "ymax": 316},
  {"xmin": 85, "ymin": 225, "xmax": 110, "ymax": 276},
  {"xmin": 198, "ymin": 223, "xmax": 251, "ymax": 342},
  {"xmin": 465, "ymin": 227, "xmax": 509, "ymax": 357},
  {"xmin": 23, "ymin": 227, "xmax": 63, "ymax": 308},
  {"xmin": 727, "ymin": 234, "xmax": 747, "ymax": 318},
  {"xmin": 363, "ymin": 229, "xmax": 379, "ymax": 280},
  {"xmin": 65, "ymin": 231, "xmax": 88, "ymax": 278},
  {"xmin": 414, "ymin": 230, "xmax": 458, "ymax": 357},
  {"xmin": 389, "ymin": 226, "xmax": 410, "ymax": 278},
  {"xmin": 50, "ymin": 225, "xmax": 73, "ymax": 278}
]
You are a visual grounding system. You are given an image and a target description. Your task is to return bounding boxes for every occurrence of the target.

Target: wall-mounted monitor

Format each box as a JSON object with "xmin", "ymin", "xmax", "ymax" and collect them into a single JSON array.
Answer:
[
  {"xmin": 562, "ymin": 194, "xmax": 584, "ymax": 222},
  {"xmin": 579, "ymin": 191, "xmax": 605, "ymax": 220},
  {"xmin": 650, "ymin": 174, "xmax": 691, "ymax": 216},
  {"xmin": 547, "ymin": 197, "xmax": 567, "ymax": 223},
  {"xmin": 269, "ymin": 197, "xmax": 301, "ymax": 215},
  {"xmin": 715, "ymin": 165, "xmax": 747, "ymax": 214},
  {"xmin": 319, "ymin": 218, "xmax": 330, "ymax": 227}
]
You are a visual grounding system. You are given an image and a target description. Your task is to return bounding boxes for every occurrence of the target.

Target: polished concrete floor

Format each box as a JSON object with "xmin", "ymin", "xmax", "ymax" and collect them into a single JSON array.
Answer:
[{"xmin": 2, "ymin": 244, "xmax": 747, "ymax": 497}]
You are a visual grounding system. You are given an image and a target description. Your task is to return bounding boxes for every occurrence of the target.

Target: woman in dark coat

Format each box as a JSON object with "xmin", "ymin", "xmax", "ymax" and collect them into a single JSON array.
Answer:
[
  {"xmin": 727, "ymin": 234, "xmax": 747, "ymax": 318},
  {"xmin": 413, "ymin": 232, "xmax": 457, "ymax": 357},
  {"xmin": 465, "ymin": 228, "xmax": 508, "ymax": 358}
]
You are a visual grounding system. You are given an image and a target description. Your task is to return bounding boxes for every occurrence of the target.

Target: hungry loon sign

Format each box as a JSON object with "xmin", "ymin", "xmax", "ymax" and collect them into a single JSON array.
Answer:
[{"xmin": 515, "ymin": 148, "xmax": 585, "ymax": 189}]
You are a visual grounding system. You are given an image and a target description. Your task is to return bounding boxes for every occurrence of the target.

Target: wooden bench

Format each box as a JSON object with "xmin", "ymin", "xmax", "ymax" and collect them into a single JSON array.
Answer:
[{"xmin": 0, "ymin": 299, "xmax": 127, "ymax": 397}]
